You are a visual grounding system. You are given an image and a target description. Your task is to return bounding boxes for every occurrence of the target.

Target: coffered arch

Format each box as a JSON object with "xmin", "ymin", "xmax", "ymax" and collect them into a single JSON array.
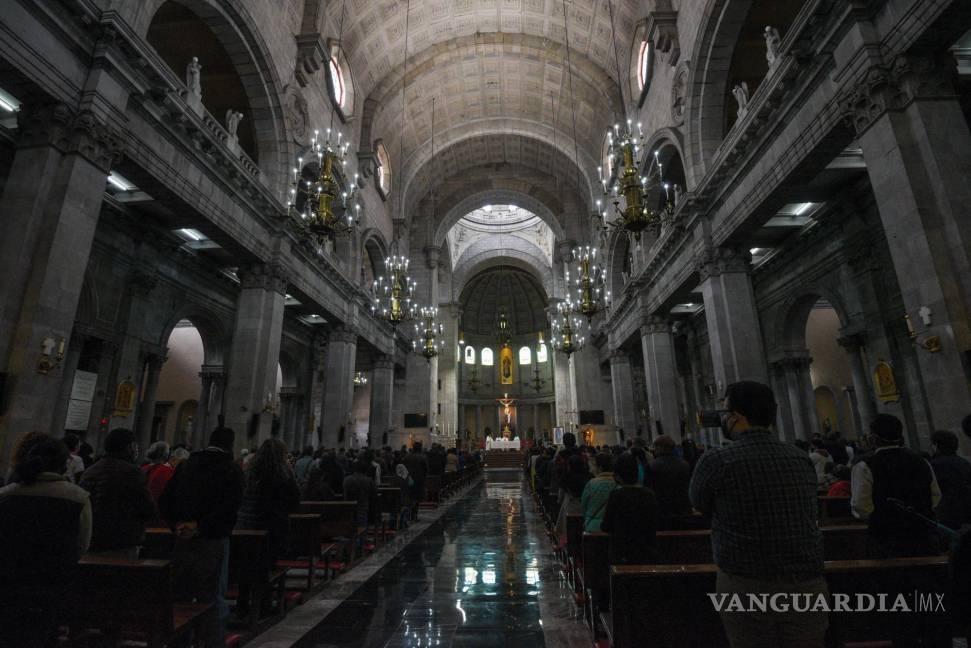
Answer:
[{"xmin": 433, "ymin": 189, "xmax": 566, "ymax": 251}]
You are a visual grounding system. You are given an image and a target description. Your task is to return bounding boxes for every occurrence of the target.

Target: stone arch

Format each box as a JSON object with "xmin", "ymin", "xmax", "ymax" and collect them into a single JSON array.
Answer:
[
  {"xmin": 605, "ymin": 229, "xmax": 632, "ymax": 302},
  {"xmin": 158, "ymin": 302, "xmax": 230, "ymax": 367},
  {"xmin": 277, "ymin": 347, "xmax": 302, "ymax": 391},
  {"xmin": 75, "ymin": 275, "xmax": 99, "ymax": 326},
  {"xmin": 359, "ymin": 228, "xmax": 389, "ymax": 284},
  {"xmin": 138, "ymin": 0, "xmax": 292, "ymax": 190},
  {"xmin": 773, "ymin": 287, "xmax": 852, "ymax": 354},
  {"xmin": 453, "ymin": 242, "xmax": 554, "ymax": 299},
  {"xmin": 433, "ymin": 191, "xmax": 566, "ymax": 251},
  {"xmin": 642, "ymin": 127, "xmax": 693, "ymax": 191}
]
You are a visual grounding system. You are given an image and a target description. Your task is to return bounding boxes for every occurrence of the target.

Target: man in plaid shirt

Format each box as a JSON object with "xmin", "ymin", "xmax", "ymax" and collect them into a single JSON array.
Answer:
[{"xmin": 689, "ymin": 381, "xmax": 827, "ymax": 647}]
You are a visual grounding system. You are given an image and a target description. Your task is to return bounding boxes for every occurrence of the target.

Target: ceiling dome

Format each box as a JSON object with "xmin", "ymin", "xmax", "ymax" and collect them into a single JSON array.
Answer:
[{"xmin": 460, "ymin": 267, "xmax": 548, "ymax": 337}]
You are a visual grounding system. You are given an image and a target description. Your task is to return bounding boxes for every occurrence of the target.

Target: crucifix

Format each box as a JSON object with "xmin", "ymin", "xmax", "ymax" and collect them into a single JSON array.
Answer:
[{"xmin": 497, "ymin": 392, "xmax": 516, "ymax": 424}]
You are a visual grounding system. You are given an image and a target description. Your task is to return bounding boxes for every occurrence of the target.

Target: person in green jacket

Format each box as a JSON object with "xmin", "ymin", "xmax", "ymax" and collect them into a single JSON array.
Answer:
[{"xmin": 581, "ymin": 452, "xmax": 619, "ymax": 532}]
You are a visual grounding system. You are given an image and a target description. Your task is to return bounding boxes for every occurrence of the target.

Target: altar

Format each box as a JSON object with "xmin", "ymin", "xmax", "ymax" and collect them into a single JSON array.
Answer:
[{"xmin": 486, "ymin": 436, "xmax": 521, "ymax": 451}]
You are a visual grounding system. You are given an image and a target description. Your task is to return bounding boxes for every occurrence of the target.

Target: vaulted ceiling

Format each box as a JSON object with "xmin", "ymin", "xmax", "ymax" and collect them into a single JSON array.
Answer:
[
  {"xmin": 326, "ymin": 0, "xmax": 642, "ymax": 224},
  {"xmin": 459, "ymin": 266, "xmax": 549, "ymax": 336}
]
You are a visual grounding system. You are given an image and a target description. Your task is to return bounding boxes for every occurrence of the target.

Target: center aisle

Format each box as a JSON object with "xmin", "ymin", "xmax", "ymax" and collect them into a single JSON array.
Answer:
[{"xmin": 280, "ymin": 471, "xmax": 588, "ymax": 648}]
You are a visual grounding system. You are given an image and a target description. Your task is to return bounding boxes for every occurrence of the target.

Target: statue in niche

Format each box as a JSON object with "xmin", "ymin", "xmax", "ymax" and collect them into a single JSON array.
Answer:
[
  {"xmin": 225, "ymin": 110, "xmax": 244, "ymax": 139},
  {"xmin": 673, "ymin": 184, "xmax": 683, "ymax": 207},
  {"xmin": 732, "ymin": 82, "xmax": 750, "ymax": 118},
  {"xmin": 764, "ymin": 26, "xmax": 782, "ymax": 67},
  {"xmin": 186, "ymin": 57, "xmax": 202, "ymax": 97}
]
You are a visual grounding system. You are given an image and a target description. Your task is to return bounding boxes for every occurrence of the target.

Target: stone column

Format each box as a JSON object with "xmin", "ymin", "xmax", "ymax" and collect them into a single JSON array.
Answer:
[
  {"xmin": 696, "ymin": 247, "xmax": 768, "ymax": 393},
  {"xmin": 438, "ymin": 305, "xmax": 461, "ymax": 440},
  {"xmin": 194, "ymin": 367, "xmax": 218, "ymax": 448},
  {"xmin": 837, "ymin": 334, "xmax": 876, "ymax": 430},
  {"xmin": 848, "ymin": 54, "xmax": 971, "ymax": 448},
  {"xmin": 136, "ymin": 352, "xmax": 166, "ymax": 452},
  {"xmin": 223, "ymin": 263, "xmax": 287, "ymax": 452},
  {"xmin": 770, "ymin": 360, "xmax": 796, "ymax": 442},
  {"xmin": 321, "ymin": 327, "xmax": 357, "ymax": 448},
  {"xmin": 369, "ymin": 354, "xmax": 395, "ymax": 445},
  {"xmin": 641, "ymin": 317, "xmax": 682, "ymax": 437},
  {"xmin": 0, "ymin": 104, "xmax": 122, "ymax": 470},
  {"xmin": 779, "ymin": 356, "xmax": 816, "ymax": 441},
  {"xmin": 609, "ymin": 349, "xmax": 638, "ymax": 437},
  {"xmin": 88, "ymin": 339, "xmax": 118, "ymax": 449},
  {"xmin": 276, "ymin": 390, "xmax": 293, "ymax": 446},
  {"xmin": 553, "ymin": 349, "xmax": 575, "ymax": 430}
]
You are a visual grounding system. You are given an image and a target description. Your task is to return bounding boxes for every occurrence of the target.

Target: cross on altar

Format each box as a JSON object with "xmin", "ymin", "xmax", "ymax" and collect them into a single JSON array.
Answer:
[{"xmin": 497, "ymin": 392, "xmax": 516, "ymax": 424}]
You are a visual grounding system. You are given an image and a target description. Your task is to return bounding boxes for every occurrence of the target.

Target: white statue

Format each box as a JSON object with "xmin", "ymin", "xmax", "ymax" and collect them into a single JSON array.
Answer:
[
  {"xmin": 764, "ymin": 26, "xmax": 782, "ymax": 67},
  {"xmin": 732, "ymin": 82, "xmax": 750, "ymax": 118},
  {"xmin": 225, "ymin": 110, "xmax": 243, "ymax": 138},
  {"xmin": 186, "ymin": 57, "xmax": 202, "ymax": 97},
  {"xmin": 673, "ymin": 184, "xmax": 683, "ymax": 207}
]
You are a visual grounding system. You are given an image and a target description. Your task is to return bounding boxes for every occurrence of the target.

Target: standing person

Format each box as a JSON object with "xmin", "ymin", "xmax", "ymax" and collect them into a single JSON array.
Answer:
[
  {"xmin": 343, "ymin": 459, "xmax": 377, "ymax": 528},
  {"xmin": 63, "ymin": 433, "xmax": 85, "ymax": 483},
  {"xmin": 648, "ymin": 435, "xmax": 692, "ymax": 520},
  {"xmin": 80, "ymin": 427, "xmax": 155, "ymax": 558},
  {"xmin": 143, "ymin": 441, "xmax": 175, "ymax": 505},
  {"xmin": 403, "ymin": 443, "xmax": 429, "ymax": 509},
  {"xmin": 851, "ymin": 414, "xmax": 942, "ymax": 557},
  {"xmin": 581, "ymin": 453, "xmax": 617, "ymax": 532},
  {"xmin": 235, "ymin": 438, "xmax": 300, "ymax": 618},
  {"xmin": 929, "ymin": 430, "xmax": 971, "ymax": 530},
  {"xmin": 0, "ymin": 436, "xmax": 93, "ymax": 648},
  {"xmin": 689, "ymin": 381, "xmax": 827, "ymax": 647},
  {"xmin": 555, "ymin": 452, "xmax": 591, "ymax": 544},
  {"xmin": 159, "ymin": 427, "xmax": 244, "ymax": 648},
  {"xmin": 601, "ymin": 452, "xmax": 657, "ymax": 564},
  {"xmin": 445, "ymin": 447, "xmax": 459, "ymax": 473},
  {"xmin": 293, "ymin": 445, "xmax": 315, "ymax": 486}
]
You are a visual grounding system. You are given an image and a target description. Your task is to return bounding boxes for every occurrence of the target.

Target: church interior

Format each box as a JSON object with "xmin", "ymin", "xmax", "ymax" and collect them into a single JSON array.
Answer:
[{"xmin": 2, "ymin": 0, "xmax": 971, "ymax": 646}]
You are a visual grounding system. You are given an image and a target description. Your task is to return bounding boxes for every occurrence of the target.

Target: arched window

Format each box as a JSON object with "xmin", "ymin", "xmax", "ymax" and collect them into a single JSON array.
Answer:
[
  {"xmin": 329, "ymin": 57, "xmax": 345, "ymax": 107},
  {"xmin": 518, "ymin": 346, "xmax": 532, "ymax": 365},
  {"xmin": 637, "ymin": 40, "xmax": 651, "ymax": 91},
  {"xmin": 481, "ymin": 347, "xmax": 494, "ymax": 366},
  {"xmin": 376, "ymin": 141, "xmax": 392, "ymax": 199},
  {"xmin": 464, "ymin": 346, "xmax": 476, "ymax": 365},
  {"xmin": 537, "ymin": 343, "xmax": 548, "ymax": 363}
]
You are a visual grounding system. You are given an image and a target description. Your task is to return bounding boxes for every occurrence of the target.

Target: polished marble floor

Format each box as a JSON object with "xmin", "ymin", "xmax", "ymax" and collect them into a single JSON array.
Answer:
[{"xmin": 290, "ymin": 471, "xmax": 587, "ymax": 648}]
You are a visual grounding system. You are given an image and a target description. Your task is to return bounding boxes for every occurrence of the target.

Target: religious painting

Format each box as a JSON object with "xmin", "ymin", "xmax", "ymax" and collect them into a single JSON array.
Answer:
[
  {"xmin": 873, "ymin": 360, "xmax": 901, "ymax": 403},
  {"xmin": 112, "ymin": 377, "xmax": 137, "ymax": 417},
  {"xmin": 500, "ymin": 345, "xmax": 514, "ymax": 385}
]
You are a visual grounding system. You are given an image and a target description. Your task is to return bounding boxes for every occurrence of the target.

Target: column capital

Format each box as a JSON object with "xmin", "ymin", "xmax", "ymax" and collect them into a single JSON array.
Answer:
[
  {"xmin": 695, "ymin": 245, "xmax": 751, "ymax": 281},
  {"xmin": 640, "ymin": 315, "xmax": 672, "ymax": 336},
  {"xmin": 836, "ymin": 332, "xmax": 866, "ymax": 352},
  {"xmin": 329, "ymin": 326, "xmax": 358, "ymax": 345},
  {"xmin": 238, "ymin": 262, "xmax": 288, "ymax": 294},
  {"xmin": 146, "ymin": 351, "xmax": 168, "ymax": 372},
  {"xmin": 556, "ymin": 239, "xmax": 577, "ymax": 264},
  {"xmin": 16, "ymin": 102, "xmax": 125, "ymax": 172},
  {"xmin": 373, "ymin": 353, "xmax": 395, "ymax": 371},
  {"xmin": 424, "ymin": 245, "xmax": 441, "ymax": 269},
  {"xmin": 770, "ymin": 354, "xmax": 812, "ymax": 371},
  {"xmin": 609, "ymin": 348, "xmax": 630, "ymax": 364},
  {"xmin": 127, "ymin": 267, "xmax": 159, "ymax": 298},
  {"xmin": 842, "ymin": 53, "xmax": 957, "ymax": 136}
]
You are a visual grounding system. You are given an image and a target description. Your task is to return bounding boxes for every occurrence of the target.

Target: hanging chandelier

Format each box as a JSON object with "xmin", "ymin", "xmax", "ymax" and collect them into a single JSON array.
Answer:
[
  {"xmin": 496, "ymin": 307, "xmax": 512, "ymax": 349},
  {"xmin": 288, "ymin": 128, "xmax": 362, "ymax": 243},
  {"xmin": 551, "ymin": 301, "xmax": 586, "ymax": 357},
  {"xmin": 372, "ymin": 252, "xmax": 417, "ymax": 328},
  {"xmin": 596, "ymin": 122, "xmax": 673, "ymax": 242},
  {"xmin": 372, "ymin": 0, "xmax": 417, "ymax": 330},
  {"xmin": 526, "ymin": 333, "xmax": 546, "ymax": 392},
  {"xmin": 568, "ymin": 245, "xmax": 611, "ymax": 320},
  {"xmin": 412, "ymin": 306, "xmax": 444, "ymax": 361},
  {"xmin": 353, "ymin": 371, "xmax": 368, "ymax": 387}
]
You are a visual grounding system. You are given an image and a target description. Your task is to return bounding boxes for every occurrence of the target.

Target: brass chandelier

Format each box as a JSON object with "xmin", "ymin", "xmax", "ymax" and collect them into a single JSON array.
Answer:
[
  {"xmin": 551, "ymin": 300, "xmax": 585, "ymax": 357},
  {"xmin": 596, "ymin": 122, "xmax": 673, "ymax": 242},
  {"xmin": 413, "ymin": 306, "xmax": 444, "ymax": 361},
  {"xmin": 568, "ymin": 245, "xmax": 611, "ymax": 320},
  {"xmin": 496, "ymin": 307, "xmax": 512, "ymax": 349},
  {"xmin": 372, "ymin": 252, "xmax": 417, "ymax": 328},
  {"xmin": 288, "ymin": 128, "xmax": 362, "ymax": 243}
]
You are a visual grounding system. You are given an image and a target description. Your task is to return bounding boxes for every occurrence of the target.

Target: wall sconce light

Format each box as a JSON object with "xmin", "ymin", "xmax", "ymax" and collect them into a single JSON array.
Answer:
[
  {"xmin": 37, "ymin": 336, "xmax": 65, "ymax": 374},
  {"xmin": 904, "ymin": 313, "xmax": 940, "ymax": 353}
]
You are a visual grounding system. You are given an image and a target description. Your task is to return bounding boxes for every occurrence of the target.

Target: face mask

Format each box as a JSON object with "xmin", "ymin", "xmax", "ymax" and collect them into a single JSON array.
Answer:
[{"xmin": 719, "ymin": 412, "xmax": 737, "ymax": 439}]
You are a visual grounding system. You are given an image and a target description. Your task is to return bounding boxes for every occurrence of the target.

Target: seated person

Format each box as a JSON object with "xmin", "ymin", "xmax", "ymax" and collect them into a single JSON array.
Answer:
[
  {"xmin": 601, "ymin": 452, "xmax": 657, "ymax": 565},
  {"xmin": 825, "ymin": 465, "xmax": 851, "ymax": 497}
]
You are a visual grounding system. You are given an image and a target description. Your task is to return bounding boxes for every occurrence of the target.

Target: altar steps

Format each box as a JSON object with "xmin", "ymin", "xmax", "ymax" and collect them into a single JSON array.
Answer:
[{"xmin": 483, "ymin": 450, "xmax": 525, "ymax": 470}]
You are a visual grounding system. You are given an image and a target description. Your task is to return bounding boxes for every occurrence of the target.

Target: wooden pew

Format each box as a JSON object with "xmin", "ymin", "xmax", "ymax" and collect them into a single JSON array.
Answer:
[
  {"xmin": 227, "ymin": 529, "xmax": 289, "ymax": 630},
  {"xmin": 583, "ymin": 526, "xmax": 871, "ymax": 640},
  {"xmin": 608, "ymin": 556, "xmax": 952, "ymax": 648},
  {"xmin": 565, "ymin": 514, "xmax": 585, "ymax": 595},
  {"xmin": 377, "ymin": 487, "xmax": 403, "ymax": 540},
  {"xmin": 300, "ymin": 500, "xmax": 363, "ymax": 568},
  {"xmin": 276, "ymin": 513, "xmax": 326, "ymax": 591},
  {"xmin": 818, "ymin": 495, "xmax": 853, "ymax": 522},
  {"xmin": 70, "ymin": 556, "xmax": 211, "ymax": 647}
]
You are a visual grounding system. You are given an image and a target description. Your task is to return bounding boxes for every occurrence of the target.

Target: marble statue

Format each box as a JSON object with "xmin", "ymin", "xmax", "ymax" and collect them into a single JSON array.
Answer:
[
  {"xmin": 764, "ymin": 26, "xmax": 782, "ymax": 67},
  {"xmin": 225, "ymin": 110, "xmax": 243, "ymax": 138},
  {"xmin": 673, "ymin": 184, "xmax": 683, "ymax": 207},
  {"xmin": 732, "ymin": 82, "xmax": 750, "ymax": 118},
  {"xmin": 186, "ymin": 57, "xmax": 202, "ymax": 97}
]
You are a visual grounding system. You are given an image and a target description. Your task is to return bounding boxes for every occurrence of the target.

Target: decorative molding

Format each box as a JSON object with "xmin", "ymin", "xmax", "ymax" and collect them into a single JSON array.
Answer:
[
  {"xmin": 238, "ymin": 263, "xmax": 288, "ymax": 295},
  {"xmin": 329, "ymin": 326, "xmax": 358, "ymax": 345},
  {"xmin": 646, "ymin": 9, "xmax": 680, "ymax": 67},
  {"xmin": 17, "ymin": 102, "xmax": 124, "ymax": 173},
  {"xmin": 695, "ymin": 246, "xmax": 752, "ymax": 282}
]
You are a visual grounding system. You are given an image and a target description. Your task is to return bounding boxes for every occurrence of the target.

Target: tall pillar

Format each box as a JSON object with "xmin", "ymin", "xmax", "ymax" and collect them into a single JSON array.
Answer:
[
  {"xmin": 779, "ymin": 356, "xmax": 816, "ymax": 441},
  {"xmin": 697, "ymin": 247, "xmax": 768, "ymax": 393},
  {"xmin": 88, "ymin": 339, "xmax": 119, "ymax": 449},
  {"xmin": 223, "ymin": 263, "xmax": 287, "ymax": 452},
  {"xmin": 194, "ymin": 367, "xmax": 218, "ymax": 448},
  {"xmin": 553, "ymin": 350, "xmax": 574, "ymax": 431},
  {"xmin": 369, "ymin": 354, "xmax": 395, "ymax": 445},
  {"xmin": 837, "ymin": 334, "xmax": 877, "ymax": 431},
  {"xmin": 0, "ymin": 103, "xmax": 122, "ymax": 470},
  {"xmin": 609, "ymin": 349, "xmax": 638, "ymax": 437},
  {"xmin": 321, "ymin": 327, "xmax": 357, "ymax": 448},
  {"xmin": 641, "ymin": 317, "xmax": 683, "ymax": 437},
  {"xmin": 770, "ymin": 360, "xmax": 796, "ymax": 442},
  {"xmin": 136, "ymin": 353, "xmax": 166, "ymax": 452},
  {"xmin": 849, "ymin": 54, "xmax": 971, "ymax": 449},
  {"xmin": 438, "ymin": 305, "xmax": 460, "ymax": 440}
]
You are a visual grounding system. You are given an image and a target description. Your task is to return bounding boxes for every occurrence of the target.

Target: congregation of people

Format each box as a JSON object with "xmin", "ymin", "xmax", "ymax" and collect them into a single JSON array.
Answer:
[
  {"xmin": 525, "ymin": 380, "xmax": 971, "ymax": 647},
  {"xmin": 0, "ymin": 427, "xmax": 479, "ymax": 647}
]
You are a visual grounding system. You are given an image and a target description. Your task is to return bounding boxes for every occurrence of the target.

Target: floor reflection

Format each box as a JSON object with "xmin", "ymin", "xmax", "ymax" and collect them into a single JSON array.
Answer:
[{"xmin": 293, "ymin": 472, "xmax": 553, "ymax": 648}]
